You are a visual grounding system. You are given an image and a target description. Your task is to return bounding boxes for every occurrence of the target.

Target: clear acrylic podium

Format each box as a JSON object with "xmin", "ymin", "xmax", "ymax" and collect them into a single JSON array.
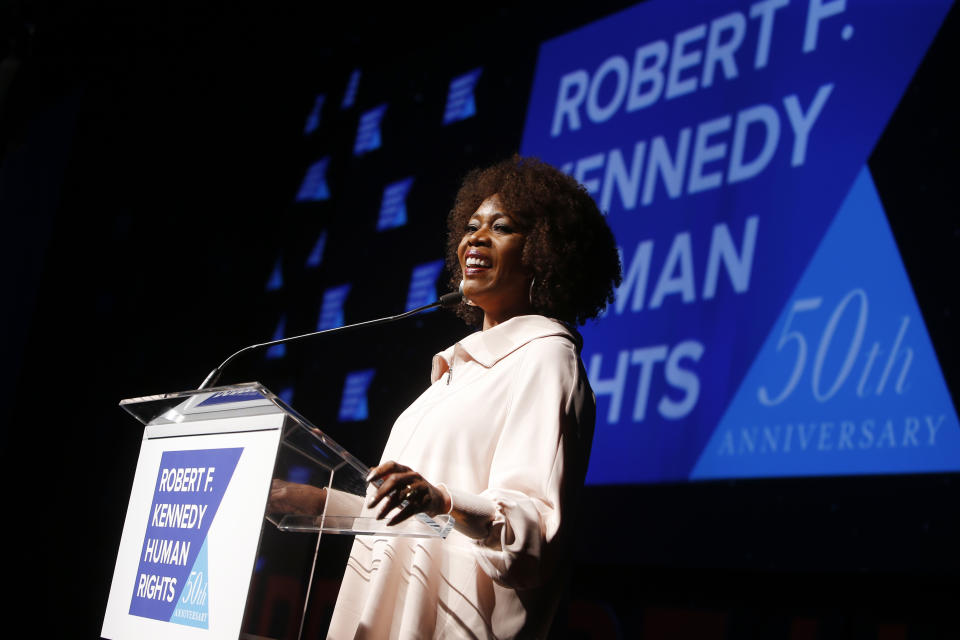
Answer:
[{"xmin": 102, "ymin": 382, "xmax": 452, "ymax": 640}]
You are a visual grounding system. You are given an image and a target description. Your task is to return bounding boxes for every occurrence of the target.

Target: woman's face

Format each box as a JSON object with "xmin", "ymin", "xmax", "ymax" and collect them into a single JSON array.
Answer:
[{"xmin": 457, "ymin": 195, "xmax": 533, "ymax": 329}]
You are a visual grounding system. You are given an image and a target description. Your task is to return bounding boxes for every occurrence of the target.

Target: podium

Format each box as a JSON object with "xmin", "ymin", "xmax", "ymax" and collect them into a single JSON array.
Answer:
[{"xmin": 102, "ymin": 382, "xmax": 452, "ymax": 640}]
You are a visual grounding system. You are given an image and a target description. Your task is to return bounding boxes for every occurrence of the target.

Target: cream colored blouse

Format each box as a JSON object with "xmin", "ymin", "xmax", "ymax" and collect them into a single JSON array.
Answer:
[{"xmin": 328, "ymin": 315, "xmax": 596, "ymax": 639}]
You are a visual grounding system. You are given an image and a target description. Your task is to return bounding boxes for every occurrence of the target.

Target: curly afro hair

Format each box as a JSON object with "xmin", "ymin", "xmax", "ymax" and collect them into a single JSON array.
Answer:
[{"xmin": 446, "ymin": 155, "xmax": 622, "ymax": 326}]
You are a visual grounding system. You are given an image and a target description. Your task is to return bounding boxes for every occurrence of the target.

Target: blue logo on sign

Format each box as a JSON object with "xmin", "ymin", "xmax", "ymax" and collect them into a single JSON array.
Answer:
[
  {"xmin": 339, "ymin": 369, "xmax": 376, "ymax": 421},
  {"xmin": 354, "ymin": 104, "xmax": 387, "ymax": 155},
  {"xmin": 405, "ymin": 259, "xmax": 445, "ymax": 311},
  {"xmin": 296, "ymin": 158, "xmax": 331, "ymax": 202},
  {"xmin": 129, "ymin": 448, "xmax": 243, "ymax": 628},
  {"xmin": 317, "ymin": 284, "xmax": 351, "ymax": 330},
  {"xmin": 303, "ymin": 94, "xmax": 325, "ymax": 134},
  {"xmin": 377, "ymin": 177, "xmax": 415, "ymax": 230},
  {"xmin": 197, "ymin": 389, "xmax": 265, "ymax": 407},
  {"xmin": 520, "ymin": 0, "xmax": 957, "ymax": 483},
  {"xmin": 443, "ymin": 68, "xmax": 482, "ymax": 125}
]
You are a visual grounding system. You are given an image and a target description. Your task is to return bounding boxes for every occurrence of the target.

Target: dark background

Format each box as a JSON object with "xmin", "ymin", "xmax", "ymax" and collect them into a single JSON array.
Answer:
[{"xmin": 1, "ymin": 1, "xmax": 957, "ymax": 637}]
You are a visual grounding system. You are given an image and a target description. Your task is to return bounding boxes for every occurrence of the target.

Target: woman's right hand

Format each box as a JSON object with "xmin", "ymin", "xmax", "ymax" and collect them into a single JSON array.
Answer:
[
  {"xmin": 366, "ymin": 461, "xmax": 451, "ymax": 525},
  {"xmin": 267, "ymin": 478, "xmax": 327, "ymax": 516}
]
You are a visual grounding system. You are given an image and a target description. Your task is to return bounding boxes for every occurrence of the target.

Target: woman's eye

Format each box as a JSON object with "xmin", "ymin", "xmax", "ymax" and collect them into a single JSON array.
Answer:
[
  {"xmin": 493, "ymin": 223, "xmax": 512, "ymax": 233},
  {"xmin": 465, "ymin": 223, "xmax": 479, "ymax": 232}
]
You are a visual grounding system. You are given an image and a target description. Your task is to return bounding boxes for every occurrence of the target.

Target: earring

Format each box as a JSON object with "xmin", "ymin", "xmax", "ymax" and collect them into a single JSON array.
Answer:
[
  {"xmin": 528, "ymin": 277, "xmax": 536, "ymax": 307},
  {"xmin": 459, "ymin": 279, "xmax": 477, "ymax": 306}
]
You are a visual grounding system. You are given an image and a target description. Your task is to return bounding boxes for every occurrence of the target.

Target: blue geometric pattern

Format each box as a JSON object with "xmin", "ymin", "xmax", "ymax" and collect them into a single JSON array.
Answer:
[
  {"xmin": 266, "ymin": 314, "xmax": 287, "ymax": 359},
  {"xmin": 341, "ymin": 69, "xmax": 361, "ymax": 109},
  {"xmin": 295, "ymin": 157, "xmax": 330, "ymax": 202},
  {"xmin": 354, "ymin": 104, "xmax": 387, "ymax": 155},
  {"xmin": 405, "ymin": 260, "xmax": 445, "ymax": 311},
  {"xmin": 305, "ymin": 230, "xmax": 327, "ymax": 268},
  {"xmin": 265, "ymin": 256, "xmax": 283, "ymax": 291},
  {"xmin": 377, "ymin": 177, "xmax": 415, "ymax": 230},
  {"xmin": 317, "ymin": 284, "xmax": 351, "ymax": 330},
  {"xmin": 443, "ymin": 68, "xmax": 482, "ymax": 125},
  {"xmin": 303, "ymin": 94, "xmax": 325, "ymax": 134},
  {"xmin": 338, "ymin": 369, "xmax": 376, "ymax": 422}
]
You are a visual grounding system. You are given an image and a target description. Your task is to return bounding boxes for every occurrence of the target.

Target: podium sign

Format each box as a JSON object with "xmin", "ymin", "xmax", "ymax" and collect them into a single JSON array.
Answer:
[
  {"xmin": 103, "ymin": 383, "xmax": 452, "ymax": 640},
  {"xmin": 103, "ymin": 391, "xmax": 284, "ymax": 639}
]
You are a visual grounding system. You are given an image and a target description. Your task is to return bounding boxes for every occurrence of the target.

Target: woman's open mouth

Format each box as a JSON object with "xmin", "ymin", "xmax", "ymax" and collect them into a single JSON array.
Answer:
[{"xmin": 464, "ymin": 253, "xmax": 492, "ymax": 275}]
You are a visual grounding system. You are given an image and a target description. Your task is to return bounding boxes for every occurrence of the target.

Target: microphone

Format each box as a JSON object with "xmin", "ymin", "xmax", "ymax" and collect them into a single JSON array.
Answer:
[{"xmin": 198, "ymin": 289, "xmax": 463, "ymax": 390}]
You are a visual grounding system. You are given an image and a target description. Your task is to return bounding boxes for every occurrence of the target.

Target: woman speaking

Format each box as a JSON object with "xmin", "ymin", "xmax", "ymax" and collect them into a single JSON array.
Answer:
[{"xmin": 288, "ymin": 156, "xmax": 621, "ymax": 638}]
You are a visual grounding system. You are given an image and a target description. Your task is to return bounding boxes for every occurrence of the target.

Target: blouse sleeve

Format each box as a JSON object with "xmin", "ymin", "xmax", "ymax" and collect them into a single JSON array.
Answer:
[{"xmin": 444, "ymin": 337, "xmax": 594, "ymax": 590}]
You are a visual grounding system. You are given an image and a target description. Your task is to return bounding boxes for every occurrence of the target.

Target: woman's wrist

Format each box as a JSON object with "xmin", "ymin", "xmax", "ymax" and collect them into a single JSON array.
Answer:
[
  {"xmin": 435, "ymin": 483, "xmax": 453, "ymax": 515},
  {"xmin": 440, "ymin": 485, "xmax": 497, "ymax": 539}
]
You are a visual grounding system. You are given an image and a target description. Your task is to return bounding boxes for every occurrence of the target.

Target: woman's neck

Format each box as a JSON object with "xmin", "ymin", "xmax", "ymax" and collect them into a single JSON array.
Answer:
[{"xmin": 482, "ymin": 305, "xmax": 534, "ymax": 331}]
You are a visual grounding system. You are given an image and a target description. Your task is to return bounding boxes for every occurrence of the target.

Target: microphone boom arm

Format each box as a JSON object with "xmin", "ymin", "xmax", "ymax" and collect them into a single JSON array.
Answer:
[{"xmin": 198, "ymin": 290, "xmax": 462, "ymax": 390}]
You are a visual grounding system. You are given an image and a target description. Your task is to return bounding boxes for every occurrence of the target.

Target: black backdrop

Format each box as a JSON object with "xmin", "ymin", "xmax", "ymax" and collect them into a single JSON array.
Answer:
[{"xmin": 2, "ymin": 1, "xmax": 957, "ymax": 637}]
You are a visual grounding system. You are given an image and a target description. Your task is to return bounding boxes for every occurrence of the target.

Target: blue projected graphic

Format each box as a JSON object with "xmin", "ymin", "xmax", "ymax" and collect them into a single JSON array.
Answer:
[
  {"xmin": 265, "ymin": 256, "xmax": 283, "ymax": 291},
  {"xmin": 377, "ymin": 178, "xmax": 415, "ymax": 230},
  {"xmin": 692, "ymin": 168, "xmax": 960, "ymax": 478},
  {"xmin": 342, "ymin": 69, "xmax": 361, "ymax": 109},
  {"xmin": 306, "ymin": 230, "xmax": 327, "ymax": 268},
  {"xmin": 339, "ymin": 369, "xmax": 376, "ymax": 422},
  {"xmin": 296, "ymin": 158, "xmax": 331, "ymax": 202},
  {"xmin": 354, "ymin": 104, "xmax": 387, "ymax": 155},
  {"xmin": 304, "ymin": 94, "xmax": 325, "ymax": 134},
  {"xmin": 520, "ymin": 0, "xmax": 958, "ymax": 484},
  {"xmin": 317, "ymin": 284, "xmax": 351, "ymax": 330},
  {"xmin": 278, "ymin": 386, "xmax": 295, "ymax": 405},
  {"xmin": 405, "ymin": 260, "xmax": 445, "ymax": 311},
  {"xmin": 443, "ymin": 68, "xmax": 482, "ymax": 125},
  {"xmin": 266, "ymin": 315, "xmax": 286, "ymax": 359}
]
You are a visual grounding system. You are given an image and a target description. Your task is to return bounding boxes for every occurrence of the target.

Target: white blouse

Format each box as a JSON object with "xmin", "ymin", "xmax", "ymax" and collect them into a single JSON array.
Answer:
[{"xmin": 328, "ymin": 315, "xmax": 596, "ymax": 639}]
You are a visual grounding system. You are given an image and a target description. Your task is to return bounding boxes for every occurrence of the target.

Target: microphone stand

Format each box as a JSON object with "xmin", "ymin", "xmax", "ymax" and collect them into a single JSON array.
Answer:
[{"xmin": 198, "ymin": 290, "xmax": 463, "ymax": 390}]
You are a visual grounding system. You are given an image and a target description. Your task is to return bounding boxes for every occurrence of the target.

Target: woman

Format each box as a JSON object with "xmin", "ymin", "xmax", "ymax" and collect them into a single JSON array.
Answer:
[{"xmin": 278, "ymin": 156, "xmax": 621, "ymax": 638}]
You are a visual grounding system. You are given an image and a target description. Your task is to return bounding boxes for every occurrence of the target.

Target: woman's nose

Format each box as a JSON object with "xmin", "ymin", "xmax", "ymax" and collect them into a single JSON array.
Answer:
[{"xmin": 468, "ymin": 228, "xmax": 491, "ymax": 245}]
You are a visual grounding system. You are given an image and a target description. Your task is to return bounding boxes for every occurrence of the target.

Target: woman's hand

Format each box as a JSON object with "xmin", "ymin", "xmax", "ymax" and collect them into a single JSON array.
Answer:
[
  {"xmin": 367, "ymin": 461, "xmax": 451, "ymax": 526},
  {"xmin": 267, "ymin": 478, "xmax": 327, "ymax": 516}
]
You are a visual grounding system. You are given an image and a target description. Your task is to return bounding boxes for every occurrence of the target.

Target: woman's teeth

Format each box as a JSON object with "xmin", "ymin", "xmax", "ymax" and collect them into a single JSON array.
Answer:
[{"xmin": 466, "ymin": 257, "xmax": 491, "ymax": 267}]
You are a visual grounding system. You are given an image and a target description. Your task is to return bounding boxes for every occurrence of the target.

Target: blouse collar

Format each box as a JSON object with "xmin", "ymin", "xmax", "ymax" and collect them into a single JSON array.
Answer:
[{"xmin": 430, "ymin": 315, "xmax": 580, "ymax": 383}]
